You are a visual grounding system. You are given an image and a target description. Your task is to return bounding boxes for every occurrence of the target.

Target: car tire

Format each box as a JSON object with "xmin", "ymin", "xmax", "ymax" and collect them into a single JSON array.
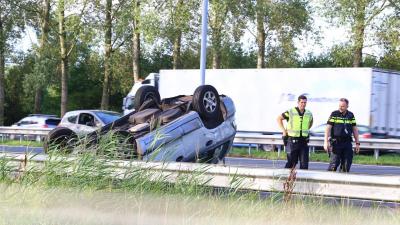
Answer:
[
  {"xmin": 192, "ymin": 85, "xmax": 221, "ymax": 120},
  {"xmin": 134, "ymin": 86, "xmax": 161, "ymax": 111},
  {"xmin": 44, "ymin": 127, "xmax": 77, "ymax": 154}
]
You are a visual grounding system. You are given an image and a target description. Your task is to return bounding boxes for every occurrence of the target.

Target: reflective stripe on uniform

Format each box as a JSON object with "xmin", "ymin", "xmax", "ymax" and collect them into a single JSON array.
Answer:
[{"xmin": 329, "ymin": 116, "xmax": 356, "ymax": 124}]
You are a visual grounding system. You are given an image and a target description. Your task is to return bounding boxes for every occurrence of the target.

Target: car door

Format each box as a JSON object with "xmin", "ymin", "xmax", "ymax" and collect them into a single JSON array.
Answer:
[
  {"xmin": 76, "ymin": 112, "xmax": 100, "ymax": 136},
  {"xmin": 60, "ymin": 111, "xmax": 79, "ymax": 132}
]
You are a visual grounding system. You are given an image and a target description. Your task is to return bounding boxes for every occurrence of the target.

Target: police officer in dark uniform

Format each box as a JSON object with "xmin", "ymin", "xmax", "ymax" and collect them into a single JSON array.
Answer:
[
  {"xmin": 277, "ymin": 95, "xmax": 313, "ymax": 169},
  {"xmin": 324, "ymin": 98, "xmax": 360, "ymax": 172}
]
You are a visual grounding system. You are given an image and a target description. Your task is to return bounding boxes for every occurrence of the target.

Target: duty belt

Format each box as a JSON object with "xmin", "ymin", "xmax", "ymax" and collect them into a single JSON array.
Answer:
[
  {"xmin": 331, "ymin": 136, "xmax": 352, "ymax": 142},
  {"xmin": 288, "ymin": 136, "xmax": 309, "ymax": 143}
]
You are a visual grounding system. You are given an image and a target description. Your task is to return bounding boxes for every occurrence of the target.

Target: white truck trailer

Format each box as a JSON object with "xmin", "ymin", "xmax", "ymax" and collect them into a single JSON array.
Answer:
[{"xmin": 122, "ymin": 68, "xmax": 400, "ymax": 137}]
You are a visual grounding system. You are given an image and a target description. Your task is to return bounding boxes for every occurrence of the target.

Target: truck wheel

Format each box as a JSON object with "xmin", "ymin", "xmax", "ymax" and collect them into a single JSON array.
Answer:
[
  {"xmin": 44, "ymin": 127, "xmax": 77, "ymax": 154},
  {"xmin": 193, "ymin": 85, "xmax": 221, "ymax": 120},
  {"xmin": 134, "ymin": 86, "xmax": 161, "ymax": 111}
]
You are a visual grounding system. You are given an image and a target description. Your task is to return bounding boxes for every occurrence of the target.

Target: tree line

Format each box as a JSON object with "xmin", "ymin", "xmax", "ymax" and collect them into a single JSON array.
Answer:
[{"xmin": 0, "ymin": 0, "xmax": 398, "ymax": 125}]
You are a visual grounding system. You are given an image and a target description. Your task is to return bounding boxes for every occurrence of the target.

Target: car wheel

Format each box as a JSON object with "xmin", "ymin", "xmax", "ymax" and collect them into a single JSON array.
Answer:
[
  {"xmin": 134, "ymin": 86, "xmax": 161, "ymax": 111},
  {"xmin": 193, "ymin": 85, "xmax": 221, "ymax": 120},
  {"xmin": 44, "ymin": 127, "xmax": 77, "ymax": 154}
]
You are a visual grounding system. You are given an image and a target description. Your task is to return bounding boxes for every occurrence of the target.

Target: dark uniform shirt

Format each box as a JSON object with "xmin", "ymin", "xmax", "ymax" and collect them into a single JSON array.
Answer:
[{"xmin": 327, "ymin": 110, "xmax": 356, "ymax": 140}]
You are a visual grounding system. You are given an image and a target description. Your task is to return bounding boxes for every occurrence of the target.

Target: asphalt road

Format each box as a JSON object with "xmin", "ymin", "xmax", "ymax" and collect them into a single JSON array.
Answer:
[
  {"xmin": 224, "ymin": 157, "xmax": 400, "ymax": 176},
  {"xmin": 2, "ymin": 145, "xmax": 400, "ymax": 176}
]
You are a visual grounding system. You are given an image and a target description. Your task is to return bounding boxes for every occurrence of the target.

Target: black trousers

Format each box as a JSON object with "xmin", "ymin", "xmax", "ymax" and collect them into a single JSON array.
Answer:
[
  {"xmin": 327, "ymin": 141, "xmax": 353, "ymax": 172},
  {"xmin": 285, "ymin": 138, "xmax": 309, "ymax": 169}
]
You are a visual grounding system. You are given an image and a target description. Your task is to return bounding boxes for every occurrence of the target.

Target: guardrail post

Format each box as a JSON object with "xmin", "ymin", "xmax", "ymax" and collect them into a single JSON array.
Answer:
[
  {"xmin": 248, "ymin": 144, "xmax": 251, "ymax": 156},
  {"xmin": 374, "ymin": 149, "xmax": 380, "ymax": 160},
  {"xmin": 278, "ymin": 145, "xmax": 281, "ymax": 158}
]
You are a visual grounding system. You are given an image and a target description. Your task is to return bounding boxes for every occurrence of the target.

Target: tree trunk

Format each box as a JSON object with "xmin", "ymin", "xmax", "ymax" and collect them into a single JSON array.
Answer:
[
  {"xmin": 212, "ymin": 46, "xmax": 221, "ymax": 69},
  {"xmin": 34, "ymin": 89, "xmax": 42, "ymax": 113},
  {"xmin": 172, "ymin": 0, "xmax": 183, "ymax": 69},
  {"xmin": 34, "ymin": 0, "xmax": 51, "ymax": 114},
  {"xmin": 101, "ymin": 0, "xmax": 112, "ymax": 110},
  {"xmin": 58, "ymin": 0, "xmax": 68, "ymax": 116},
  {"xmin": 132, "ymin": 0, "xmax": 140, "ymax": 83},
  {"xmin": 132, "ymin": 31, "xmax": 140, "ymax": 82},
  {"xmin": 0, "ymin": 17, "xmax": 4, "ymax": 125},
  {"xmin": 256, "ymin": 0, "xmax": 266, "ymax": 68},
  {"xmin": 173, "ymin": 32, "xmax": 182, "ymax": 69},
  {"xmin": 352, "ymin": 2, "xmax": 366, "ymax": 67},
  {"xmin": 211, "ymin": 26, "xmax": 222, "ymax": 69},
  {"xmin": 210, "ymin": 2, "xmax": 228, "ymax": 69},
  {"xmin": 41, "ymin": 0, "xmax": 50, "ymax": 50}
]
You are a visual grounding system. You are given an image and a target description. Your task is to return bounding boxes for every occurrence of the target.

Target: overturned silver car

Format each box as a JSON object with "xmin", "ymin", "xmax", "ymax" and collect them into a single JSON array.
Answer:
[{"xmin": 45, "ymin": 85, "xmax": 236, "ymax": 163}]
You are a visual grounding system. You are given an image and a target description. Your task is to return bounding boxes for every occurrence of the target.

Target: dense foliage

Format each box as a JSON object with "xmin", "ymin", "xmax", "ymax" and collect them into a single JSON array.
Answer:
[{"xmin": 1, "ymin": 0, "xmax": 398, "ymax": 125}]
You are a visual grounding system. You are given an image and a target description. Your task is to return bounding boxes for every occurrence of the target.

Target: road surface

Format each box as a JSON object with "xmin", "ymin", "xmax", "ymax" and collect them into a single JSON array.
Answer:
[{"xmin": 1, "ymin": 145, "xmax": 400, "ymax": 176}]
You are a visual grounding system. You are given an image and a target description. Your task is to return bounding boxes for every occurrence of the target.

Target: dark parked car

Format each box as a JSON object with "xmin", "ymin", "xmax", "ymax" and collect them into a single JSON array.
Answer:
[{"xmin": 45, "ymin": 85, "xmax": 236, "ymax": 164}]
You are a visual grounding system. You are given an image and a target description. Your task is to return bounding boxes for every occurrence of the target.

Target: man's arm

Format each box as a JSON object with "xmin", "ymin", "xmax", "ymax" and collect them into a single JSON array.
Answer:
[
  {"xmin": 353, "ymin": 126, "xmax": 360, "ymax": 153},
  {"xmin": 309, "ymin": 117, "xmax": 313, "ymax": 129},
  {"xmin": 277, "ymin": 114, "xmax": 287, "ymax": 136},
  {"xmin": 324, "ymin": 124, "xmax": 332, "ymax": 152}
]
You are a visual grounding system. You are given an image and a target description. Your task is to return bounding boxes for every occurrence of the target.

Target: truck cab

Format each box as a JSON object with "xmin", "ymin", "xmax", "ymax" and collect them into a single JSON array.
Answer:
[{"xmin": 122, "ymin": 73, "xmax": 159, "ymax": 115}]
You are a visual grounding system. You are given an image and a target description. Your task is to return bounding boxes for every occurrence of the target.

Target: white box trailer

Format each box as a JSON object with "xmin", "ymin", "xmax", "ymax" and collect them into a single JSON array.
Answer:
[{"xmin": 123, "ymin": 68, "xmax": 400, "ymax": 137}]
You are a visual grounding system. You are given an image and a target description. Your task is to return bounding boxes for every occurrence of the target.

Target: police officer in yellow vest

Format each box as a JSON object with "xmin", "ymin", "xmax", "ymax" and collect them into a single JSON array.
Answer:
[{"xmin": 277, "ymin": 95, "xmax": 313, "ymax": 169}]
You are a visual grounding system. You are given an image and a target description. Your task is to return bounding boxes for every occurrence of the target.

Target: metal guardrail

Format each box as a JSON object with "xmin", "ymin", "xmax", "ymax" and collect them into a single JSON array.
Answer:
[
  {"xmin": 234, "ymin": 133, "xmax": 400, "ymax": 159},
  {"xmin": 2, "ymin": 153, "xmax": 400, "ymax": 202},
  {"xmin": 1, "ymin": 127, "xmax": 400, "ymax": 159},
  {"xmin": 0, "ymin": 126, "xmax": 52, "ymax": 142}
]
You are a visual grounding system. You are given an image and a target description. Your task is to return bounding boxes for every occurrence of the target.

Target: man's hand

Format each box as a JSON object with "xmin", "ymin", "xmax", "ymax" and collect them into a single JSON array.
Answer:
[
  {"xmin": 355, "ymin": 143, "xmax": 360, "ymax": 154},
  {"xmin": 324, "ymin": 124, "xmax": 332, "ymax": 153},
  {"xmin": 282, "ymin": 134, "xmax": 289, "ymax": 146},
  {"xmin": 324, "ymin": 141, "xmax": 331, "ymax": 152}
]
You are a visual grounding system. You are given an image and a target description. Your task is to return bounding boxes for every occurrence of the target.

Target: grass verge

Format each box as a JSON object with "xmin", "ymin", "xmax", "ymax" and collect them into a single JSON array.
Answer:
[
  {"xmin": 0, "ymin": 134, "xmax": 398, "ymax": 225},
  {"xmin": 0, "ymin": 185, "xmax": 399, "ymax": 225},
  {"xmin": 0, "ymin": 140, "xmax": 43, "ymax": 147}
]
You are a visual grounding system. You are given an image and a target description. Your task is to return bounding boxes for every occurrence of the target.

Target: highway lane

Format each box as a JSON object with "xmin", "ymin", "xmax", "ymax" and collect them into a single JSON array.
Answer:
[
  {"xmin": 2, "ymin": 145, "xmax": 400, "ymax": 176},
  {"xmin": 1, "ymin": 145, "xmax": 43, "ymax": 155},
  {"xmin": 224, "ymin": 157, "xmax": 400, "ymax": 176}
]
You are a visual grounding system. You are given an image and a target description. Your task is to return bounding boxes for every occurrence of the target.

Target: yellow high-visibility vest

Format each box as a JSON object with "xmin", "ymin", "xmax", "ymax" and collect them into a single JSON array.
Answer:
[{"xmin": 287, "ymin": 108, "xmax": 312, "ymax": 137}]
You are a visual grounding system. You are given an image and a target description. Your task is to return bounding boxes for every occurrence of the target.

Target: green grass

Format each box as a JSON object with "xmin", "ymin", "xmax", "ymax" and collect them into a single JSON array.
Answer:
[
  {"xmin": 228, "ymin": 147, "xmax": 400, "ymax": 166},
  {"xmin": 0, "ymin": 135, "xmax": 399, "ymax": 224},
  {"xmin": 0, "ymin": 185, "xmax": 399, "ymax": 225},
  {"xmin": 0, "ymin": 140, "xmax": 43, "ymax": 147}
]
